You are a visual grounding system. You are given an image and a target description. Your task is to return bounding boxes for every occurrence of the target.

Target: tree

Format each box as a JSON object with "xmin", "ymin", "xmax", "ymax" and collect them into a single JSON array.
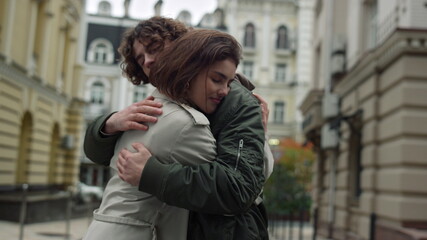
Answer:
[{"xmin": 264, "ymin": 138, "xmax": 315, "ymax": 215}]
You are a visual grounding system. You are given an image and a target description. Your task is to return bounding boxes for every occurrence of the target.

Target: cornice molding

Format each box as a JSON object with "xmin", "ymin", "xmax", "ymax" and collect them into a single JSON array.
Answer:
[
  {"xmin": 300, "ymin": 89, "xmax": 323, "ymax": 113},
  {"xmin": 0, "ymin": 60, "xmax": 68, "ymax": 105},
  {"xmin": 335, "ymin": 29, "xmax": 427, "ymax": 97}
]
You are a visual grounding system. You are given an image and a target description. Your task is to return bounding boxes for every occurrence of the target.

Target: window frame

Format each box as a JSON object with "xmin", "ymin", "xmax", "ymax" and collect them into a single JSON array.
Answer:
[
  {"xmin": 244, "ymin": 23, "xmax": 256, "ymax": 48},
  {"xmin": 87, "ymin": 38, "xmax": 115, "ymax": 64},
  {"xmin": 273, "ymin": 101, "xmax": 285, "ymax": 124},
  {"xmin": 277, "ymin": 25, "xmax": 289, "ymax": 49},
  {"xmin": 90, "ymin": 81, "xmax": 105, "ymax": 104}
]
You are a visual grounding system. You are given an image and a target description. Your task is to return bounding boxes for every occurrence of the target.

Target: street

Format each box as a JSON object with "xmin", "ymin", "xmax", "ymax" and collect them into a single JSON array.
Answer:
[
  {"xmin": 0, "ymin": 217, "xmax": 91, "ymax": 240},
  {"xmin": 0, "ymin": 216, "xmax": 318, "ymax": 240}
]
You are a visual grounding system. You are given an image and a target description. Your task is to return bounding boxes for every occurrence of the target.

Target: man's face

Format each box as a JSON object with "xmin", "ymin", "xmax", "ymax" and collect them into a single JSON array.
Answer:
[{"xmin": 133, "ymin": 40, "xmax": 170, "ymax": 77}]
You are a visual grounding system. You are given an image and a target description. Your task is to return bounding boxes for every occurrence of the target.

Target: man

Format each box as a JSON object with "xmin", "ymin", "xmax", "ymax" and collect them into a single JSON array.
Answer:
[{"xmin": 84, "ymin": 16, "xmax": 272, "ymax": 239}]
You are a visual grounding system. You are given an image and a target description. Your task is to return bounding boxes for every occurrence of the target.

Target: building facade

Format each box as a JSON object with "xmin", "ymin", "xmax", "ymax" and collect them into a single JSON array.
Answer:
[
  {"xmin": 79, "ymin": 0, "xmax": 158, "ymax": 187},
  {"xmin": 0, "ymin": 0, "xmax": 85, "ymax": 222},
  {"xmin": 217, "ymin": 0, "xmax": 313, "ymax": 143},
  {"xmin": 300, "ymin": 0, "xmax": 427, "ymax": 239}
]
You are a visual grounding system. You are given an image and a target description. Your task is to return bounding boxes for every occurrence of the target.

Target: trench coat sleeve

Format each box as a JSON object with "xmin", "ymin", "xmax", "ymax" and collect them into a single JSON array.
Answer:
[
  {"xmin": 83, "ymin": 112, "xmax": 121, "ymax": 166},
  {"xmin": 139, "ymin": 87, "xmax": 265, "ymax": 215}
]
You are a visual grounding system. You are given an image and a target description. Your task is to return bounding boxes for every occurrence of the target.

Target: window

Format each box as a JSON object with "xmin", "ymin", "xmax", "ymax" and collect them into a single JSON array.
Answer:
[
  {"xmin": 87, "ymin": 39, "xmax": 114, "ymax": 64},
  {"xmin": 90, "ymin": 82, "xmax": 105, "ymax": 104},
  {"xmin": 318, "ymin": 152, "xmax": 326, "ymax": 194},
  {"xmin": 133, "ymin": 85, "xmax": 148, "ymax": 103},
  {"xmin": 244, "ymin": 23, "xmax": 256, "ymax": 48},
  {"xmin": 277, "ymin": 25, "xmax": 289, "ymax": 49},
  {"xmin": 17, "ymin": 112, "xmax": 32, "ymax": 183},
  {"xmin": 273, "ymin": 101, "xmax": 285, "ymax": 124},
  {"xmin": 275, "ymin": 64, "xmax": 287, "ymax": 83},
  {"xmin": 348, "ymin": 111, "xmax": 363, "ymax": 204},
  {"xmin": 94, "ymin": 43, "xmax": 108, "ymax": 63},
  {"xmin": 33, "ymin": 0, "xmax": 48, "ymax": 77},
  {"xmin": 365, "ymin": 0, "xmax": 378, "ymax": 49},
  {"xmin": 242, "ymin": 61, "xmax": 254, "ymax": 79},
  {"xmin": 98, "ymin": 1, "xmax": 112, "ymax": 15}
]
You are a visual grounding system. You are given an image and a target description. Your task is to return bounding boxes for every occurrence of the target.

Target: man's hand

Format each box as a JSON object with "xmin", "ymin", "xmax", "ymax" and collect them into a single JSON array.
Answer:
[
  {"xmin": 103, "ymin": 96, "xmax": 163, "ymax": 134},
  {"xmin": 117, "ymin": 143, "xmax": 152, "ymax": 186},
  {"xmin": 253, "ymin": 93, "xmax": 270, "ymax": 131}
]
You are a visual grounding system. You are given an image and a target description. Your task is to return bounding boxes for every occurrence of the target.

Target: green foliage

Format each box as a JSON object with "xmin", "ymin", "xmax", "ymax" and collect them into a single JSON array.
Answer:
[{"xmin": 264, "ymin": 139, "xmax": 315, "ymax": 215}]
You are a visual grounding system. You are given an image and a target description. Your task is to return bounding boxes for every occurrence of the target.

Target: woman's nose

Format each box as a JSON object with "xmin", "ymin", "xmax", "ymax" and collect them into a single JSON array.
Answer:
[{"xmin": 218, "ymin": 84, "xmax": 230, "ymax": 97}]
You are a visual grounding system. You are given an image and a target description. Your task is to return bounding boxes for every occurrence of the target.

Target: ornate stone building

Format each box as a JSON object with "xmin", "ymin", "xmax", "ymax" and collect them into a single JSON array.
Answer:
[
  {"xmin": 78, "ymin": 0, "xmax": 156, "ymax": 187},
  {"xmin": 0, "ymin": 0, "xmax": 85, "ymax": 222},
  {"xmin": 300, "ymin": 0, "xmax": 427, "ymax": 239},
  {"xmin": 217, "ymin": 0, "xmax": 314, "ymax": 143}
]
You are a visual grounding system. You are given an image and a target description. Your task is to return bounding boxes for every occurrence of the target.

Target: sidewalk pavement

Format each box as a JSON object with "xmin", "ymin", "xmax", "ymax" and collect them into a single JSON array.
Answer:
[
  {"xmin": 0, "ymin": 216, "xmax": 321, "ymax": 240},
  {"xmin": 0, "ymin": 217, "xmax": 92, "ymax": 240},
  {"xmin": 268, "ymin": 222, "xmax": 315, "ymax": 240}
]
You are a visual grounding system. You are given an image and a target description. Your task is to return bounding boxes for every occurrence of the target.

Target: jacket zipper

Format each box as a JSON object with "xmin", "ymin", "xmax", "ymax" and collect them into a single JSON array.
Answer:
[{"xmin": 234, "ymin": 139, "xmax": 244, "ymax": 170}]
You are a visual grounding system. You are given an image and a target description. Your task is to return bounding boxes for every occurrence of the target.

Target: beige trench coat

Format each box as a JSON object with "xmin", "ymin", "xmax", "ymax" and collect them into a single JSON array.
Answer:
[{"xmin": 83, "ymin": 90, "xmax": 216, "ymax": 240}]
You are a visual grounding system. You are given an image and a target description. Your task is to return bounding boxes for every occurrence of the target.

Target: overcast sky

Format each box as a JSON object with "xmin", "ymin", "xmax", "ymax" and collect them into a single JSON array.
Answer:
[{"xmin": 86, "ymin": 0, "xmax": 218, "ymax": 25}]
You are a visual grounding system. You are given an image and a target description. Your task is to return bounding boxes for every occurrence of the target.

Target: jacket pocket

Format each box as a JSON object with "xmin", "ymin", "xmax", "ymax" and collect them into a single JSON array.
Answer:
[{"xmin": 234, "ymin": 139, "xmax": 244, "ymax": 170}]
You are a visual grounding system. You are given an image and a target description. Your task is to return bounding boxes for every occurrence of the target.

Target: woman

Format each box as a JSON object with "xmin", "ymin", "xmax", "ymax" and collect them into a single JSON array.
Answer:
[{"xmin": 83, "ymin": 29, "xmax": 242, "ymax": 240}]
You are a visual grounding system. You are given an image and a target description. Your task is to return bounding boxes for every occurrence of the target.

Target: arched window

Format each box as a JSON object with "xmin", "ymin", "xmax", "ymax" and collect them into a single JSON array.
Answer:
[
  {"xmin": 277, "ymin": 25, "xmax": 289, "ymax": 49},
  {"xmin": 48, "ymin": 124, "xmax": 60, "ymax": 183},
  {"xmin": 94, "ymin": 43, "xmax": 107, "ymax": 63},
  {"xmin": 244, "ymin": 23, "xmax": 256, "ymax": 48},
  {"xmin": 98, "ymin": 0, "xmax": 112, "ymax": 16},
  {"xmin": 87, "ymin": 39, "xmax": 114, "ymax": 64},
  {"xmin": 177, "ymin": 10, "xmax": 192, "ymax": 26},
  {"xmin": 17, "ymin": 112, "xmax": 32, "ymax": 183},
  {"xmin": 90, "ymin": 82, "xmax": 105, "ymax": 104}
]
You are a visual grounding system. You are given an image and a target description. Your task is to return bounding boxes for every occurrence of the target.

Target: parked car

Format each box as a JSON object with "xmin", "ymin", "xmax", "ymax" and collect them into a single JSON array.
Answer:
[{"xmin": 74, "ymin": 182, "xmax": 104, "ymax": 203}]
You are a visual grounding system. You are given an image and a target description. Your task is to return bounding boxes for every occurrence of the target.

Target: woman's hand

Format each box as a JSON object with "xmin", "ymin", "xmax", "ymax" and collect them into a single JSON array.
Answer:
[
  {"xmin": 117, "ymin": 143, "xmax": 152, "ymax": 186},
  {"xmin": 103, "ymin": 96, "xmax": 163, "ymax": 134},
  {"xmin": 253, "ymin": 93, "xmax": 269, "ymax": 131}
]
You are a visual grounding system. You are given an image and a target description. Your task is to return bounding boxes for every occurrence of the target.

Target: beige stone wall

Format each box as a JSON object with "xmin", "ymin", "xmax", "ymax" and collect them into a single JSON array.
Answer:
[
  {"xmin": 303, "ymin": 1, "xmax": 427, "ymax": 239},
  {"xmin": 330, "ymin": 31, "xmax": 427, "ymax": 239},
  {"xmin": 0, "ymin": 0, "xmax": 84, "ymax": 188},
  {"xmin": 375, "ymin": 55, "xmax": 427, "ymax": 223}
]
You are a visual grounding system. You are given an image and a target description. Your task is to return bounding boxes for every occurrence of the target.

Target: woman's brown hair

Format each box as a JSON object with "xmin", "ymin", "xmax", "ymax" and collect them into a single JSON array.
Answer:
[
  {"xmin": 118, "ymin": 17, "xmax": 188, "ymax": 85},
  {"xmin": 150, "ymin": 29, "xmax": 242, "ymax": 103}
]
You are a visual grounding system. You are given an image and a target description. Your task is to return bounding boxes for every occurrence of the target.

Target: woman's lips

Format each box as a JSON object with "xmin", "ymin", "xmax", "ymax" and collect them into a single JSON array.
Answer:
[{"xmin": 210, "ymin": 97, "xmax": 222, "ymax": 104}]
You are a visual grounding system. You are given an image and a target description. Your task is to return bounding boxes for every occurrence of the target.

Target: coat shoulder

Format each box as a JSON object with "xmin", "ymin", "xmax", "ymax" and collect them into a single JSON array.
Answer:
[
  {"xmin": 159, "ymin": 101, "xmax": 209, "ymax": 127},
  {"xmin": 153, "ymin": 90, "xmax": 210, "ymax": 126},
  {"xmin": 179, "ymin": 104, "xmax": 210, "ymax": 126}
]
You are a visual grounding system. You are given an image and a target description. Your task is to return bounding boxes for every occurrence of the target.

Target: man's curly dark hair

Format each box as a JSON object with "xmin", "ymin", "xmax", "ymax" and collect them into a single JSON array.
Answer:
[{"xmin": 118, "ymin": 16, "xmax": 188, "ymax": 85}]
